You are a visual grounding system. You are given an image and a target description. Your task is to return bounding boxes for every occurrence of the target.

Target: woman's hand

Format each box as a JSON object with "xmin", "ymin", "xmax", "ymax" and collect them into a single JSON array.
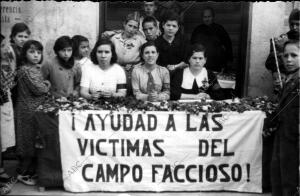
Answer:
[
  {"xmin": 167, "ymin": 64, "xmax": 176, "ymax": 71},
  {"xmin": 90, "ymin": 91, "xmax": 101, "ymax": 100},
  {"xmin": 99, "ymin": 90, "xmax": 113, "ymax": 98},
  {"xmin": 148, "ymin": 91, "xmax": 159, "ymax": 102},
  {"xmin": 196, "ymin": 92, "xmax": 210, "ymax": 99}
]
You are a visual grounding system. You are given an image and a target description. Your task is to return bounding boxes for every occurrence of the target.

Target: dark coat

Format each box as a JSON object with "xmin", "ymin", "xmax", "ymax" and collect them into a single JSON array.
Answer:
[{"xmin": 271, "ymin": 69, "xmax": 299, "ymax": 196}]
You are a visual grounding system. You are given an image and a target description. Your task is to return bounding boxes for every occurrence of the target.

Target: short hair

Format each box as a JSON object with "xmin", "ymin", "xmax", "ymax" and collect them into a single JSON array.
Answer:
[
  {"xmin": 125, "ymin": 11, "xmax": 140, "ymax": 25},
  {"xmin": 139, "ymin": 41, "xmax": 158, "ymax": 61},
  {"xmin": 72, "ymin": 35, "xmax": 89, "ymax": 58},
  {"xmin": 10, "ymin": 23, "xmax": 31, "ymax": 44},
  {"xmin": 53, "ymin": 36, "xmax": 73, "ymax": 55},
  {"xmin": 203, "ymin": 6, "xmax": 215, "ymax": 18},
  {"xmin": 289, "ymin": 9, "xmax": 300, "ymax": 24},
  {"xmin": 283, "ymin": 39, "xmax": 300, "ymax": 51},
  {"xmin": 142, "ymin": 16, "xmax": 158, "ymax": 28},
  {"xmin": 161, "ymin": 11, "xmax": 181, "ymax": 26},
  {"xmin": 21, "ymin": 40, "xmax": 44, "ymax": 65},
  {"xmin": 143, "ymin": 1, "xmax": 157, "ymax": 6},
  {"xmin": 90, "ymin": 39, "xmax": 117, "ymax": 65},
  {"xmin": 187, "ymin": 44, "xmax": 207, "ymax": 61}
]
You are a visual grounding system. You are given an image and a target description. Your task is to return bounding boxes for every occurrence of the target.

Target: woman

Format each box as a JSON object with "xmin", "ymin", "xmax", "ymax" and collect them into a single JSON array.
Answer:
[
  {"xmin": 80, "ymin": 39, "xmax": 127, "ymax": 100},
  {"xmin": 271, "ymin": 39, "xmax": 299, "ymax": 196},
  {"xmin": 131, "ymin": 41, "xmax": 170, "ymax": 101},
  {"xmin": 171, "ymin": 44, "xmax": 222, "ymax": 100},
  {"xmin": 110, "ymin": 12, "xmax": 146, "ymax": 95}
]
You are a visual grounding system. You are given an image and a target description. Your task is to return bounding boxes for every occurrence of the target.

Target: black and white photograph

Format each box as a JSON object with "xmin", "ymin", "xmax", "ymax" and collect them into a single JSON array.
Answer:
[{"xmin": 0, "ymin": 1, "xmax": 299, "ymax": 195}]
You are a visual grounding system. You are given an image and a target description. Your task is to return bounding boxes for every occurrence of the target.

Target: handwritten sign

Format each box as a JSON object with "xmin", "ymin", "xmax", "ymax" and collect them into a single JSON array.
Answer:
[{"xmin": 59, "ymin": 110, "xmax": 265, "ymax": 193}]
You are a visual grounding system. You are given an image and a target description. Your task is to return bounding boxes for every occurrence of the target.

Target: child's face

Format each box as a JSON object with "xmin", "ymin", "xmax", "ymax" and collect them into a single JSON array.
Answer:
[
  {"xmin": 58, "ymin": 47, "xmax": 73, "ymax": 62},
  {"xmin": 162, "ymin": 20, "xmax": 179, "ymax": 38},
  {"xmin": 283, "ymin": 43, "xmax": 300, "ymax": 73},
  {"xmin": 78, "ymin": 41, "xmax": 89, "ymax": 58},
  {"xmin": 13, "ymin": 31, "xmax": 29, "ymax": 47},
  {"xmin": 289, "ymin": 20, "xmax": 300, "ymax": 32},
  {"xmin": 143, "ymin": 2, "xmax": 156, "ymax": 16},
  {"xmin": 26, "ymin": 46, "xmax": 42, "ymax": 65},
  {"xmin": 123, "ymin": 20, "xmax": 139, "ymax": 38},
  {"xmin": 143, "ymin": 22, "xmax": 158, "ymax": 41}
]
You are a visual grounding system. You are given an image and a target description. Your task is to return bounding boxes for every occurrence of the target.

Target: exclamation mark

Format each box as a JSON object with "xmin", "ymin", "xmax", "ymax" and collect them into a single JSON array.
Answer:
[
  {"xmin": 246, "ymin": 164, "xmax": 250, "ymax": 182},
  {"xmin": 72, "ymin": 113, "xmax": 75, "ymax": 131}
]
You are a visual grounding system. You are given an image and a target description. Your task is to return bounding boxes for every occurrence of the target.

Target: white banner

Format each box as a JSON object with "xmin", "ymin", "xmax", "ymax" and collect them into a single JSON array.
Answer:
[{"xmin": 59, "ymin": 110, "xmax": 265, "ymax": 193}]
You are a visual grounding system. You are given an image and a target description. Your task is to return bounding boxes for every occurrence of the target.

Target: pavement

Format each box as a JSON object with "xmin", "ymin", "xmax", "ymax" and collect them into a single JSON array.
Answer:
[{"xmin": 4, "ymin": 160, "xmax": 271, "ymax": 196}]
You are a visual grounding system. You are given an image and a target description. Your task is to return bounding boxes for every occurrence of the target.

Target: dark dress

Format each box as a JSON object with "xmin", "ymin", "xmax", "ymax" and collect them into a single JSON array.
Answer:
[
  {"xmin": 15, "ymin": 65, "xmax": 50, "ymax": 157},
  {"xmin": 170, "ymin": 67, "xmax": 232, "ymax": 100},
  {"xmin": 155, "ymin": 34, "xmax": 190, "ymax": 68},
  {"xmin": 191, "ymin": 23, "xmax": 233, "ymax": 72},
  {"xmin": 271, "ymin": 69, "xmax": 299, "ymax": 196}
]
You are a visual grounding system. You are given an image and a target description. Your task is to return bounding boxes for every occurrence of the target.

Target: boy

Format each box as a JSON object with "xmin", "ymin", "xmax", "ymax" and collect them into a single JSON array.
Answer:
[
  {"xmin": 155, "ymin": 11, "xmax": 189, "ymax": 71},
  {"xmin": 142, "ymin": 16, "xmax": 160, "ymax": 41}
]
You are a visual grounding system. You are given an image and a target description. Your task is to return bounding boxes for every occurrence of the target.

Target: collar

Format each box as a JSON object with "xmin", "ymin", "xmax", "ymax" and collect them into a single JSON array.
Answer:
[{"xmin": 181, "ymin": 67, "xmax": 208, "ymax": 89}]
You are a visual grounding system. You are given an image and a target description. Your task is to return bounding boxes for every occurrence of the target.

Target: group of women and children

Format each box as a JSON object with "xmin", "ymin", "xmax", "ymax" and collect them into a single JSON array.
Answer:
[{"xmin": 0, "ymin": 2, "xmax": 299, "ymax": 195}]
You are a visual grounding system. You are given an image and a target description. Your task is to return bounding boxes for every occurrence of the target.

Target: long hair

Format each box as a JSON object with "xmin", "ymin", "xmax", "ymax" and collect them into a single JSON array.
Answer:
[
  {"xmin": 90, "ymin": 39, "xmax": 117, "ymax": 65},
  {"xmin": 53, "ymin": 35, "xmax": 74, "ymax": 67},
  {"xmin": 20, "ymin": 40, "xmax": 44, "ymax": 65},
  {"xmin": 10, "ymin": 23, "xmax": 31, "ymax": 44},
  {"xmin": 72, "ymin": 35, "xmax": 89, "ymax": 58}
]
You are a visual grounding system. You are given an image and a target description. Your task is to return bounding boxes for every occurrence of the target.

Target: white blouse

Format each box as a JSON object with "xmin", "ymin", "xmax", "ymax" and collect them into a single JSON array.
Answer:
[
  {"xmin": 80, "ymin": 63, "xmax": 126, "ymax": 94},
  {"xmin": 181, "ymin": 67, "xmax": 208, "ymax": 89}
]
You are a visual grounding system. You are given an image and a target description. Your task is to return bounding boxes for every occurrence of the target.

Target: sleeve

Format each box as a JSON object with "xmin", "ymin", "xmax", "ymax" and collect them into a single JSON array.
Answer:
[
  {"xmin": 207, "ymin": 70, "xmax": 234, "ymax": 100},
  {"xmin": 41, "ymin": 61, "xmax": 50, "ymax": 80},
  {"xmin": 19, "ymin": 67, "xmax": 50, "ymax": 96},
  {"xmin": 116, "ymin": 66, "xmax": 127, "ymax": 89},
  {"xmin": 131, "ymin": 67, "xmax": 148, "ymax": 101},
  {"xmin": 170, "ymin": 69, "xmax": 183, "ymax": 100},
  {"xmin": 80, "ymin": 64, "xmax": 90, "ymax": 88},
  {"xmin": 158, "ymin": 68, "xmax": 170, "ymax": 101}
]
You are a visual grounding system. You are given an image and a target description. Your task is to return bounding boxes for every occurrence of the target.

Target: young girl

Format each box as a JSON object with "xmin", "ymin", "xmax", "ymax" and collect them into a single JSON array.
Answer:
[
  {"xmin": 9, "ymin": 22, "xmax": 31, "ymax": 70},
  {"xmin": 42, "ymin": 36, "xmax": 81, "ymax": 98},
  {"xmin": 9, "ymin": 23, "xmax": 31, "ymax": 106},
  {"xmin": 71, "ymin": 35, "xmax": 92, "ymax": 70},
  {"xmin": 271, "ymin": 39, "xmax": 299, "ymax": 196},
  {"xmin": 15, "ymin": 40, "xmax": 51, "ymax": 186},
  {"xmin": 0, "ymin": 34, "xmax": 16, "ymax": 194}
]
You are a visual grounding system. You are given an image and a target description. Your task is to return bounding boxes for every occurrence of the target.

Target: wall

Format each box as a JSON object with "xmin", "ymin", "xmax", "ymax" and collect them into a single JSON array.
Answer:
[
  {"xmin": 1, "ymin": 1, "xmax": 99, "ymax": 59},
  {"xmin": 247, "ymin": 2, "xmax": 295, "ymax": 97}
]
